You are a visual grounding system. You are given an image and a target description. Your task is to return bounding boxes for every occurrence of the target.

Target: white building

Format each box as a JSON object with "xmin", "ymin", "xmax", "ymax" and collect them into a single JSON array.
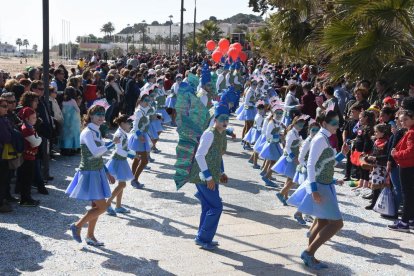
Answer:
[{"xmin": 0, "ymin": 42, "xmax": 17, "ymax": 54}]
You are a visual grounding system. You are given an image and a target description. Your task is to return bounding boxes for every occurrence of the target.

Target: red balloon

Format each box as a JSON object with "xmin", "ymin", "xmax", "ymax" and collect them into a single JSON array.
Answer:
[
  {"xmin": 228, "ymin": 47, "xmax": 239, "ymax": 61},
  {"xmin": 233, "ymin": 42, "xmax": 242, "ymax": 53},
  {"xmin": 212, "ymin": 50, "xmax": 223, "ymax": 63},
  {"xmin": 218, "ymin": 38, "xmax": 230, "ymax": 53},
  {"xmin": 239, "ymin": 51, "xmax": 248, "ymax": 62},
  {"xmin": 206, "ymin": 40, "xmax": 216, "ymax": 51}
]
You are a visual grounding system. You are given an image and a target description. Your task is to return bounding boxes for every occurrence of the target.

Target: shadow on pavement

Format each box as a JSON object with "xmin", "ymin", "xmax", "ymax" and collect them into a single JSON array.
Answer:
[
  {"xmin": 82, "ymin": 247, "xmax": 174, "ymax": 275},
  {"xmin": 0, "ymin": 228, "xmax": 52, "ymax": 275}
]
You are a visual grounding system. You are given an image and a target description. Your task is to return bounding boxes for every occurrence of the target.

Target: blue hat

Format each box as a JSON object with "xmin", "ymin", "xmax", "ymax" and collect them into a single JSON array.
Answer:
[
  {"xmin": 223, "ymin": 61, "xmax": 231, "ymax": 71},
  {"xmin": 177, "ymin": 82, "xmax": 195, "ymax": 95},
  {"xmin": 214, "ymin": 102, "xmax": 230, "ymax": 118},
  {"xmin": 201, "ymin": 62, "xmax": 211, "ymax": 86}
]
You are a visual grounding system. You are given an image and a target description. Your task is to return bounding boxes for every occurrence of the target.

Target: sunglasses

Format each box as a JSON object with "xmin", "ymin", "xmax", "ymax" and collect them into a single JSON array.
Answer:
[
  {"xmin": 310, "ymin": 128, "xmax": 320, "ymax": 133},
  {"xmin": 328, "ymin": 119, "xmax": 339, "ymax": 127}
]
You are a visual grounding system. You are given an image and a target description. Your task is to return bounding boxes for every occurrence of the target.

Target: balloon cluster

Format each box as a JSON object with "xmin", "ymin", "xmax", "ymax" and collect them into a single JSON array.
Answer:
[{"xmin": 205, "ymin": 38, "xmax": 248, "ymax": 63}]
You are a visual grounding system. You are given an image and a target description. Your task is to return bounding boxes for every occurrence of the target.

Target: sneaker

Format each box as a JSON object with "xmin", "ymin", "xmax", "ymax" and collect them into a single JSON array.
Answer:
[
  {"xmin": 85, "ymin": 237, "xmax": 104, "ymax": 246},
  {"xmin": 300, "ymin": 251, "xmax": 327, "ymax": 270},
  {"xmin": 304, "ymin": 215, "xmax": 314, "ymax": 223},
  {"xmin": 6, "ymin": 196, "xmax": 19, "ymax": 203},
  {"xmin": 115, "ymin": 207, "xmax": 131, "ymax": 214},
  {"xmin": 70, "ymin": 223, "xmax": 82, "ymax": 243},
  {"xmin": 144, "ymin": 165, "xmax": 151, "ymax": 170},
  {"xmin": 276, "ymin": 192, "xmax": 288, "ymax": 206},
  {"xmin": 252, "ymin": 164, "xmax": 261, "ymax": 169},
  {"xmin": 259, "ymin": 170, "xmax": 266, "ymax": 176},
  {"xmin": 152, "ymin": 148, "xmax": 161, "ymax": 154},
  {"xmin": 365, "ymin": 204, "xmax": 374, "ymax": 210},
  {"xmin": 131, "ymin": 180, "xmax": 144, "ymax": 189},
  {"xmin": 37, "ymin": 186, "xmax": 49, "ymax": 195},
  {"xmin": 388, "ymin": 220, "xmax": 410, "ymax": 233},
  {"xmin": 294, "ymin": 214, "xmax": 307, "ymax": 225},
  {"xmin": 20, "ymin": 199, "xmax": 40, "ymax": 207},
  {"xmin": 262, "ymin": 176, "xmax": 277, "ymax": 187},
  {"xmin": 107, "ymin": 206, "xmax": 117, "ymax": 216},
  {"xmin": 148, "ymin": 157, "xmax": 155, "ymax": 163},
  {"xmin": 194, "ymin": 237, "xmax": 219, "ymax": 247}
]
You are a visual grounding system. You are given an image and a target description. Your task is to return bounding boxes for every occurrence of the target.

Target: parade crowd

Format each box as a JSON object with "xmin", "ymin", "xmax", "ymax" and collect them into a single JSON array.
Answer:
[{"xmin": 0, "ymin": 50, "xmax": 414, "ymax": 270}]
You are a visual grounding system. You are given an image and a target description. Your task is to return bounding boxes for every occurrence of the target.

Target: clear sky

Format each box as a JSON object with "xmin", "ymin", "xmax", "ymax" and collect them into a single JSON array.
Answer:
[{"xmin": 0, "ymin": 0, "xmax": 260, "ymax": 50}]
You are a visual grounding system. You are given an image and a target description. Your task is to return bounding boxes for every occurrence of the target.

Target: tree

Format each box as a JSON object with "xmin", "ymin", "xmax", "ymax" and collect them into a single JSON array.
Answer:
[
  {"xmin": 151, "ymin": 21, "xmax": 160, "ymax": 26},
  {"xmin": 32, "ymin": 44, "xmax": 38, "ymax": 54},
  {"xmin": 196, "ymin": 21, "xmax": 224, "ymax": 43},
  {"xmin": 209, "ymin": 16, "xmax": 218, "ymax": 22},
  {"xmin": 23, "ymin": 39, "xmax": 29, "ymax": 54},
  {"xmin": 16, "ymin": 38, "xmax": 22, "ymax": 52},
  {"xmin": 155, "ymin": 35, "xmax": 164, "ymax": 50},
  {"xmin": 101, "ymin": 22, "xmax": 115, "ymax": 41}
]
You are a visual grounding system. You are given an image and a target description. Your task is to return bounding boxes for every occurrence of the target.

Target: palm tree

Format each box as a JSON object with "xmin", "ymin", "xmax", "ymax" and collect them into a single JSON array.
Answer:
[
  {"xmin": 32, "ymin": 44, "xmax": 38, "ymax": 54},
  {"xmin": 16, "ymin": 38, "xmax": 22, "ymax": 52},
  {"xmin": 101, "ymin": 22, "xmax": 115, "ymax": 41},
  {"xmin": 23, "ymin": 39, "xmax": 29, "ymax": 54},
  {"xmin": 196, "ymin": 21, "xmax": 223, "ymax": 43},
  {"xmin": 155, "ymin": 35, "xmax": 164, "ymax": 51}
]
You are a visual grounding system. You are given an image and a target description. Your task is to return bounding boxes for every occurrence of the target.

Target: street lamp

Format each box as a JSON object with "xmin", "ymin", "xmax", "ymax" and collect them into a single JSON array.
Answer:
[
  {"xmin": 126, "ymin": 24, "xmax": 130, "ymax": 54},
  {"xmin": 142, "ymin": 20, "xmax": 146, "ymax": 52},
  {"xmin": 168, "ymin": 15, "xmax": 173, "ymax": 56}
]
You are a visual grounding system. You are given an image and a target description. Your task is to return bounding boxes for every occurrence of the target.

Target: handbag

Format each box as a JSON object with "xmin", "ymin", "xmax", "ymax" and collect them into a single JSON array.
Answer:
[
  {"xmin": 373, "ymin": 187, "xmax": 395, "ymax": 216},
  {"xmin": 350, "ymin": 150, "xmax": 362, "ymax": 166}
]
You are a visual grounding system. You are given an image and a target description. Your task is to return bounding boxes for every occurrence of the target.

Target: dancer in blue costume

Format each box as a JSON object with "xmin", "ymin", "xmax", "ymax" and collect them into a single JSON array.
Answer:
[
  {"xmin": 189, "ymin": 102, "xmax": 230, "ymax": 250},
  {"xmin": 292, "ymin": 121, "xmax": 321, "ymax": 225},
  {"xmin": 239, "ymin": 78, "xmax": 258, "ymax": 150},
  {"xmin": 283, "ymin": 84, "xmax": 302, "ymax": 126},
  {"xmin": 287, "ymin": 110, "xmax": 350, "ymax": 270},
  {"xmin": 106, "ymin": 114, "xmax": 136, "ymax": 216},
  {"xmin": 243, "ymin": 103, "xmax": 265, "ymax": 149},
  {"xmin": 155, "ymin": 77, "xmax": 172, "ymax": 124},
  {"xmin": 166, "ymin": 74, "xmax": 182, "ymax": 127},
  {"xmin": 147, "ymin": 89, "xmax": 164, "ymax": 153},
  {"xmin": 273, "ymin": 115, "xmax": 306, "ymax": 205},
  {"xmin": 128, "ymin": 94, "xmax": 152, "ymax": 189},
  {"xmin": 260, "ymin": 101, "xmax": 285, "ymax": 187},
  {"xmin": 197, "ymin": 62, "xmax": 213, "ymax": 108},
  {"xmin": 66, "ymin": 105, "xmax": 118, "ymax": 246}
]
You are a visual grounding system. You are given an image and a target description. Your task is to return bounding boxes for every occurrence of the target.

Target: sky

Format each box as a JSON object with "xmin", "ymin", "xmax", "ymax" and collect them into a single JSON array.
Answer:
[{"xmin": 0, "ymin": 0, "xmax": 261, "ymax": 50}]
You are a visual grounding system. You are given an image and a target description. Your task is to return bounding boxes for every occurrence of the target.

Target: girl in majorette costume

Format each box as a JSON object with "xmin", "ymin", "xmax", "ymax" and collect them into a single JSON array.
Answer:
[
  {"xmin": 236, "ymin": 78, "xmax": 256, "ymax": 117},
  {"xmin": 291, "ymin": 120, "xmax": 321, "ymax": 225},
  {"xmin": 166, "ymin": 74, "xmax": 183, "ymax": 127},
  {"xmin": 252, "ymin": 112, "xmax": 271, "ymax": 166},
  {"xmin": 287, "ymin": 110, "xmax": 349, "ymax": 270},
  {"xmin": 238, "ymin": 78, "xmax": 258, "ymax": 150},
  {"xmin": 66, "ymin": 105, "xmax": 118, "ymax": 246},
  {"xmin": 106, "ymin": 114, "xmax": 136, "ymax": 216},
  {"xmin": 128, "ymin": 94, "xmax": 152, "ymax": 189},
  {"xmin": 147, "ymin": 89, "xmax": 164, "ymax": 154},
  {"xmin": 155, "ymin": 77, "xmax": 172, "ymax": 125},
  {"xmin": 244, "ymin": 102, "xmax": 265, "ymax": 168},
  {"xmin": 259, "ymin": 101, "xmax": 285, "ymax": 187},
  {"xmin": 273, "ymin": 115, "xmax": 307, "ymax": 205}
]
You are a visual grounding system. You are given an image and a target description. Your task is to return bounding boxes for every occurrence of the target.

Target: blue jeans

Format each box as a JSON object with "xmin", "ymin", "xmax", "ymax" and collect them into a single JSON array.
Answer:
[
  {"xmin": 195, "ymin": 183, "xmax": 223, "ymax": 243},
  {"xmin": 391, "ymin": 166, "xmax": 402, "ymax": 214}
]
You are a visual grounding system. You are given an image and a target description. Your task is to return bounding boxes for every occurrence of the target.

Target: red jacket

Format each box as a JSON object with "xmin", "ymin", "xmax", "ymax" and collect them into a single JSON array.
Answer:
[
  {"xmin": 21, "ymin": 124, "xmax": 39, "ymax": 161},
  {"xmin": 393, "ymin": 126, "xmax": 414, "ymax": 168}
]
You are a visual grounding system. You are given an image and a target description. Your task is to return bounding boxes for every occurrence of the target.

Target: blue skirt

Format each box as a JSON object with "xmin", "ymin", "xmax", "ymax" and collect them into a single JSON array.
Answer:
[
  {"xmin": 166, "ymin": 97, "xmax": 177, "ymax": 109},
  {"xmin": 259, "ymin": 142, "xmax": 283, "ymax": 161},
  {"xmin": 65, "ymin": 168, "xmax": 111, "ymax": 201},
  {"xmin": 156, "ymin": 109, "xmax": 172, "ymax": 124},
  {"xmin": 106, "ymin": 159, "xmax": 134, "ymax": 181},
  {"xmin": 287, "ymin": 181, "xmax": 342, "ymax": 220},
  {"xmin": 253, "ymin": 134, "xmax": 267, "ymax": 153},
  {"xmin": 282, "ymin": 116, "xmax": 292, "ymax": 127},
  {"xmin": 272, "ymin": 156, "xmax": 297, "ymax": 179},
  {"xmin": 237, "ymin": 107, "xmax": 256, "ymax": 121},
  {"xmin": 128, "ymin": 133, "xmax": 151, "ymax": 152},
  {"xmin": 293, "ymin": 170, "xmax": 307, "ymax": 185},
  {"xmin": 243, "ymin": 128, "xmax": 261, "ymax": 144},
  {"xmin": 235, "ymin": 105, "xmax": 244, "ymax": 115}
]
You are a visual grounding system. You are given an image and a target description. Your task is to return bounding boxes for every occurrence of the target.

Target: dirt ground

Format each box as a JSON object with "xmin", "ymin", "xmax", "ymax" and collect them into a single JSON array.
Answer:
[{"xmin": 0, "ymin": 56, "xmax": 76, "ymax": 77}]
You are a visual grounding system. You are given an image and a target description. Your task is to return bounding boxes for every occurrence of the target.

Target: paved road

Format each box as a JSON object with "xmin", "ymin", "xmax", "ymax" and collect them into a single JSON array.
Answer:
[{"xmin": 1, "ymin": 118, "xmax": 413, "ymax": 275}]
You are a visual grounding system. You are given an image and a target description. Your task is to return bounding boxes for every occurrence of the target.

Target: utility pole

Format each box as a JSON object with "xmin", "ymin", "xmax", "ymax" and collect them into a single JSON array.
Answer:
[
  {"xmin": 193, "ymin": 0, "xmax": 196, "ymax": 62},
  {"xmin": 42, "ymin": 0, "xmax": 50, "ymax": 109},
  {"xmin": 179, "ymin": 0, "xmax": 184, "ymax": 73},
  {"xmin": 169, "ymin": 15, "xmax": 173, "ymax": 56}
]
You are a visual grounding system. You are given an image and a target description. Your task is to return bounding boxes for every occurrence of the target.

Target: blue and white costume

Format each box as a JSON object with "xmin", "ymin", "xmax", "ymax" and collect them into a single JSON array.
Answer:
[
  {"xmin": 287, "ymin": 128, "xmax": 346, "ymax": 220},
  {"xmin": 155, "ymin": 86, "xmax": 172, "ymax": 124},
  {"xmin": 106, "ymin": 127, "xmax": 134, "ymax": 181},
  {"xmin": 272, "ymin": 127, "xmax": 302, "ymax": 179},
  {"xmin": 165, "ymin": 80, "xmax": 180, "ymax": 109},
  {"xmin": 253, "ymin": 113, "xmax": 272, "ymax": 153},
  {"xmin": 66, "ymin": 123, "xmax": 112, "ymax": 201},
  {"xmin": 293, "ymin": 136, "xmax": 312, "ymax": 185},
  {"xmin": 243, "ymin": 112, "xmax": 264, "ymax": 145},
  {"xmin": 259, "ymin": 118, "xmax": 283, "ymax": 161},
  {"xmin": 283, "ymin": 91, "xmax": 301, "ymax": 126},
  {"xmin": 128, "ymin": 105, "xmax": 151, "ymax": 152},
  {"xmin": 237, "ymin": 86, "xmax": 257, "ymax": 121}
]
